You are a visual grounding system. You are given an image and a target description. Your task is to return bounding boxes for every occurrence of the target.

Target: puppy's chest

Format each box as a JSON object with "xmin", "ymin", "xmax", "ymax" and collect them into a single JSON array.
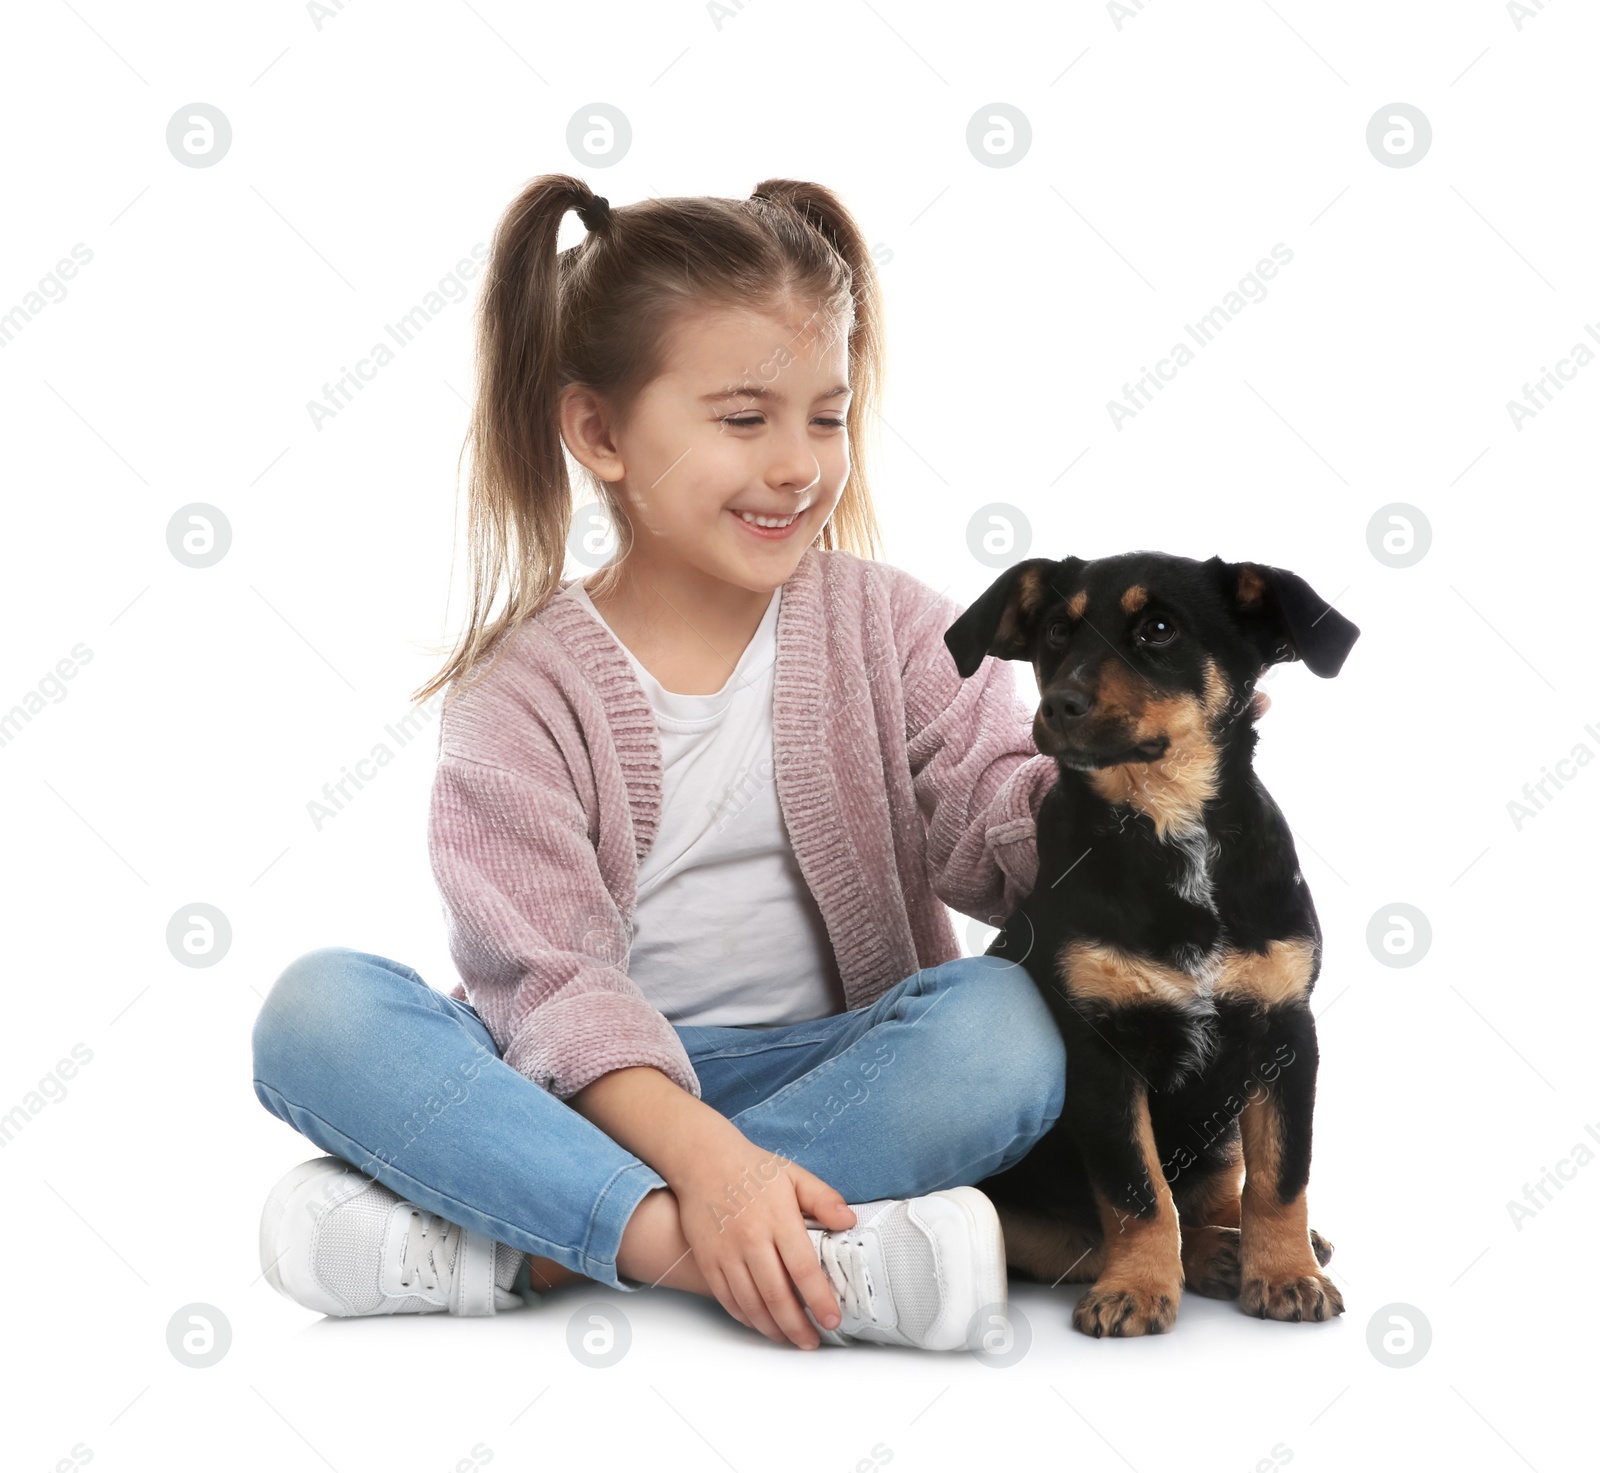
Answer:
[
  {"xmin": 1040, "ymin": 810, "xmax": 1226, "ymax": 933},
  {"xmin": 1160, "ymin": 821, "xmax": 1222, "ymax": 917},
  {"xmin": 1046, "ymin": 819, "xmax": 1314, "ymax": 1011}
]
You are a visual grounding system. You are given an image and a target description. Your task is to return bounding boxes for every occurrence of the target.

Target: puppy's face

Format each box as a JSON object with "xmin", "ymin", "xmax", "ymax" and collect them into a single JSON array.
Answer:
[{"xmin": 945, "ymin": 553, "xmax": 1359, "ymax": 771}]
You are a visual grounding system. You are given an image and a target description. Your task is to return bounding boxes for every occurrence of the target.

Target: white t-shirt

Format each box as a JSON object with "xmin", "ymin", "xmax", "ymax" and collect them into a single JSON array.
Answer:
[{"xmin": 569, "ymin": 581, "xmax": 848, "ymax": 1028}]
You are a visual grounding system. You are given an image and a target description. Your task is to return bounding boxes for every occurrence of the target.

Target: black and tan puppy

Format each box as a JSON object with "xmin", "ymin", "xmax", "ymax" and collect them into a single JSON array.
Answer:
[{"xmin": 945, "ymin": 552, "xmax": 1358, "ymax": 1337}]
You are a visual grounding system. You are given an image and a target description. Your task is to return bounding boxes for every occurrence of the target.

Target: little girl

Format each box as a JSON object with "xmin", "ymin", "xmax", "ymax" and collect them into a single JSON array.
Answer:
[{"xmin": 251, "ymin": 174, "xmax": 1068, "ymax": 1352}]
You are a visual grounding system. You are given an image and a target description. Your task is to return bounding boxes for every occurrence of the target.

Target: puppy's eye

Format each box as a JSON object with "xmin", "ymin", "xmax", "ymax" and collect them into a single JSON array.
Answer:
[
  {"xmin": 1136, "ymin": 616, "xmax": 1178, "ymax": 648},
  {"xmin": 1045, "ymin": 620, "xmax": 1068, "ymax": 648}
]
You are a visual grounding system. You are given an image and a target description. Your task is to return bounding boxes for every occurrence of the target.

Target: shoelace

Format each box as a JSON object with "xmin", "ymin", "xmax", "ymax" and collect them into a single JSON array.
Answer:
[
  {"xmin": 398, "ymin": 1207, "xmax": 461, "ymax": 1294},
  {"xmin": 816, "ymin": 1231, "xmax": 875, "ymax": 1323}
]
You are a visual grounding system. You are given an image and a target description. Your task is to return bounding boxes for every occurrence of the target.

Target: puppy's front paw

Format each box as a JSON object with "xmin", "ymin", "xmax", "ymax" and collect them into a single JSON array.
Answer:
[
  {"xmin": 1309, "ymin": 1228, "xmax": 1334, "ymax": 1267},
  {"xmin": 1072, "ymin": 1284, "xmax": 1180, "ymax": 1337},
  {"xmin": 1240, "ymin": 1270, "xmax": 1344, "ymax": 1322},
  {"xmin": 1181, "ymin": 1225, "xmax": 1241, "ymax": 1299}
]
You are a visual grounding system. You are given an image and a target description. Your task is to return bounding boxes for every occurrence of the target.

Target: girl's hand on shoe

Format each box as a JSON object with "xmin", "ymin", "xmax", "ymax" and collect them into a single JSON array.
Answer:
[
  {"xmin": 564, "ymin": 1065, "xmax": 855, "ymax": 1348},
  {"xmin": 671, "ymin": 1135, "xmax": 857, "ymax": 1349}
]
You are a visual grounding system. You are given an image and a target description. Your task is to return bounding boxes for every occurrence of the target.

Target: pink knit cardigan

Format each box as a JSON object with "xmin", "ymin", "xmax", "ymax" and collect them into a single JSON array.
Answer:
[{"xmin": 427, "ymin": 545, "xmax": 1056, "ymax": 1101}]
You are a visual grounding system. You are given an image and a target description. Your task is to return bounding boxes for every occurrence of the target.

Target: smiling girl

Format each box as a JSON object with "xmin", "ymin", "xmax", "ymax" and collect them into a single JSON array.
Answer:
[{"xmin": 250, "ymin": 175, "xmax": 1067, "ymax": 1352}]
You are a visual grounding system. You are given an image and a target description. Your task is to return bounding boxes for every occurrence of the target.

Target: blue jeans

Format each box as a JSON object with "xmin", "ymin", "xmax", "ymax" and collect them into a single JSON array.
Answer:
[{"xmin": 251, "ymin": 948, "xmax": 1065, "ymax": 1291}]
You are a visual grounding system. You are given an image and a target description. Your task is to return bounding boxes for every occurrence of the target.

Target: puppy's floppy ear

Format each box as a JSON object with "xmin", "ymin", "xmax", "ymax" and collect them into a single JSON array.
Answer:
[
  {"xmin": 1210, "ymin": 558, "xmax": 1360, "ymax": 678},
  {"xmin": 944, "ymin": 558, "xmax": 1069, "ymax": 678}
]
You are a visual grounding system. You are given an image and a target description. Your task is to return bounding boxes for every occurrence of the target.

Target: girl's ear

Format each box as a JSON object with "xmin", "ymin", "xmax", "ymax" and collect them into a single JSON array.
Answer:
[
  {"xmin": 944, "ymin": 558, "xmax": 1069, "ymax": 678},
  {"xmin": 559, "ymin": 384, "xmax": 627, "ymax": 482}
]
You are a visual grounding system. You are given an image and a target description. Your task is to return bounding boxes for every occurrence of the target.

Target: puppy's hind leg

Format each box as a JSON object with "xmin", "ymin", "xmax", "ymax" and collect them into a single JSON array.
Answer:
[
  {"xmin": 1175, "ymin": 1140, "xmax": 1244, "ymax": 1300},
  {"xmin": 995, "ymin": 1203, "xmax": 1104, "ymax": 1285},
  {"xmin": 1169, "ymin": 1114, "xmax": 1334, "ymax": 1293}
]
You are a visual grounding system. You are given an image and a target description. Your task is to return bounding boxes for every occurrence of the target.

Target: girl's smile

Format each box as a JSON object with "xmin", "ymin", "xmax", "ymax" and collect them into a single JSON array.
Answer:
[
  {"xmin": 558, "ymin": 301, "xmax": 853, "ymax": 692},
  {"xmin": 730, "ymin": 506, "xmax": 807, "ymax": 537}
]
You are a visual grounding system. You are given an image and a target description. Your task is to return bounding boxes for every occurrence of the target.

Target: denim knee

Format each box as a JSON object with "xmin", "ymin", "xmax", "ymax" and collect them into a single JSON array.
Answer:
[
  {"xmin": 251, "ymin": 945, "xmax": 383, "ymax": 1095},
  {"xmin": 927, "ymin": 956, "xmax": 1065, "ymax": 1137}
]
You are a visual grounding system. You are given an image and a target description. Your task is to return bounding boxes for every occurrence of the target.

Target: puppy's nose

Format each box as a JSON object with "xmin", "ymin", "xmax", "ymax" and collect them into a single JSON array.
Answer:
[{"xmin": 1041, "ymin": 683, "xmax": 1093, "ymax": 725}]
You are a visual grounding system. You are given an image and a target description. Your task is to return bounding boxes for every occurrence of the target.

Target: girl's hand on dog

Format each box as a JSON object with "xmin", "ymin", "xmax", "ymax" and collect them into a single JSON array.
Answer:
[{"xmin": 668, "ymin": 1134, "xmax": 857, "ymax": 1349}]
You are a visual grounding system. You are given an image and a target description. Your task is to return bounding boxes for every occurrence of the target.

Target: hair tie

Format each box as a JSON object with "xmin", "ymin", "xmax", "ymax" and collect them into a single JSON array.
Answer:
[{"xmin": 576, "ymin": 194, "xmax": 611, "ymax": 233}]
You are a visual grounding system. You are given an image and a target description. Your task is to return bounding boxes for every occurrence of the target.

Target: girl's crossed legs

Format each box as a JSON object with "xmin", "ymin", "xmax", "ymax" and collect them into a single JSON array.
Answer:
[{"xmin": 250, "ymin": 947, "xmax": 1066, "ymax": 1297}]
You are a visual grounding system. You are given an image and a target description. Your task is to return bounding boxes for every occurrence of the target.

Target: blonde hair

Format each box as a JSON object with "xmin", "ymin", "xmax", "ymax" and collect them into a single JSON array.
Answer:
[{"xmin": 412, "ymin": 174, "xmax": 888, "ymax": 707}]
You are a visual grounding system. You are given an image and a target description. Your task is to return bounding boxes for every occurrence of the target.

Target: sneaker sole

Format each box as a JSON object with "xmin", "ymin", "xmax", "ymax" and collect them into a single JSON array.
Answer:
[
  {"xmin": 922, "ymin": 1185, "xmax": 1008, "ymax": 1351},
  {"xmin": 259, "ymin": 1155, "xmax": 364, "ymax": 1305}
]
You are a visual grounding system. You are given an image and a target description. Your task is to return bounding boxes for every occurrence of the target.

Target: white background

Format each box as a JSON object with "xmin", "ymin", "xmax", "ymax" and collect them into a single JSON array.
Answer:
[{"xmin": 4, "ymin": 1, "xmax": 1596, "ymax": 1469}]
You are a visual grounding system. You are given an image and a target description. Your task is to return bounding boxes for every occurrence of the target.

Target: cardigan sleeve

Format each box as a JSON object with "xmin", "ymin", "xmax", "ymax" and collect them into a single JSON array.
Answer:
[
  {"xmin": 895, "ymin": 575, "xmax": 1058, "ymax": 926},
  {"xmin": 428, "ymin": 753, "xmax": 702, "ymax": 1102}
]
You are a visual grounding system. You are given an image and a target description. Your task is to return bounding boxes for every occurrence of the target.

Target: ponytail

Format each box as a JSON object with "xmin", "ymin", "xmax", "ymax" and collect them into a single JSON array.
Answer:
[{"xmin": 421, "ymin": 175, "xmax": 602, "ymax": 705}]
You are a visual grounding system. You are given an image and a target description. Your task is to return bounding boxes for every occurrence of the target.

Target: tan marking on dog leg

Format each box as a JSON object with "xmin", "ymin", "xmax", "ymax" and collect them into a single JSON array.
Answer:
[
  {"xmin": 1059, "ymin": 940, "xmax": 1200, "ymax": 1009},
  {"xmin": 1212, "ymin": 938, "xmax": 1317, "ymax": 1008},
  {"xmin": 995, "ymin": 1203, "xmax": 1105, "ymax": 1284},
  {"xmin": 1073, "ymin": 1091, "xmax": 1183, "ymax": 1337},
  {"xmin": 1237, "ymin": 1091, "xmax": 1344, "ymax": 1321},
  {"xmin": 1121, "ymin": 584, "xmax": 1148, "ymax": 614}
]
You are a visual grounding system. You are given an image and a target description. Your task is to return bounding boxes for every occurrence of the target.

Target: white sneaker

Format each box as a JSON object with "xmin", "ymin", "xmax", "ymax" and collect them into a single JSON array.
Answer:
[
  {"xmin": 260, "ymin": 1156, "xmax": 536, "ymax": 1317},
  {"xmin": 803, "ymin": 1185, "xmax": 1007, "ymax": 1350}
]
